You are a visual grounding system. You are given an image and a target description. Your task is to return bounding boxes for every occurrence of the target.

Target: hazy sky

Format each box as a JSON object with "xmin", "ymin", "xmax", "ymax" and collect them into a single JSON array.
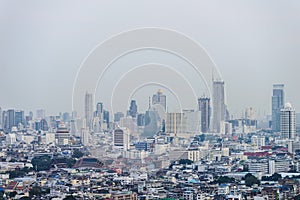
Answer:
[{"xmin": 0, "ymin": 1, "xmax": 300, "ymax": 118}]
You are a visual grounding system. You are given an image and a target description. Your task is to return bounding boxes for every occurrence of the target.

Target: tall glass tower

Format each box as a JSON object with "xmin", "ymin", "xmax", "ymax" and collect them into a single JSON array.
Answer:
[{"xmin": 272, "ymin": 84, "xmax": 284, "ymax": 132}]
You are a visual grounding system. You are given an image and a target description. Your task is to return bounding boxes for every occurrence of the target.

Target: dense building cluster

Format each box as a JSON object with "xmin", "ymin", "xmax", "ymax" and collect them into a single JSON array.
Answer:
[{"xmin": 0, "ymin": 85, "xmax": 300, "ymax": 199}]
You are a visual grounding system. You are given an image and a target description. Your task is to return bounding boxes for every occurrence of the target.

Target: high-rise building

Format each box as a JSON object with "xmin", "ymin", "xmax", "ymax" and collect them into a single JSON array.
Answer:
[
  {"xmin": 96, "ymin": 102, "xmax": 103, "ymax": 118},
  {"xmin": 152, "ymin": 89, "xmax": 167, "ymax": 111},
  {"xmin": 103, "ymin": 110, "xmax": 110, "ymax": 128},
  {"xmin": 6, "ymin": 109, "xmax": 15, "ymax": 131},
  {"xmin": 36, "ymin": 109, "xmax": 45, "ymax": 119},
  {"xmin": 137, "ymin": 113, "xmax": 145, "ymax": 126},
  {"xmin": 85, "ymin": 92, "xmax": 93, "ymax": 130},
  {"xmin": 198, "ymin": 97, "xmax": 211, "ymax": 133},
  {"xmin": 113, "ymin": 128, "xmax": 130, "ymax": 151},
  {"xmin": 114, "ymin": 112, "xmax": 124, "ymax": 122},
  {"xmin": 15, "ymin": 110, "xmax": 25, "ymax": 128},
  {"xmin": 165, "ymin": 113, "xmax": 186, "ymax": 134},
  {"xmin": 280, "ymin": 103, "xmax": 296, "ymax": 139},
  {"xmin": 272, "ymin": 84, "xmax": 285, "ymax": 132},
  {"xmin": 129, "ymin": 100, "xmax": 138, "ymax": 118},
  {"xmin": 212, "ymin": 80, "xmax": 225, "ymax": 133},
  {"xmin": 183, "ymin": 110, "xmax": 201, "ymax": 133}
]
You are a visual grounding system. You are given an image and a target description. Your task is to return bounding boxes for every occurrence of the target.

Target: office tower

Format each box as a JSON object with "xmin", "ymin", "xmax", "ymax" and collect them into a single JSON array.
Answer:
[
  {"xmin": 165, "ymin": 113, "xmax": 186, "ymax": 134},
  {"xmin": 62, "ymin": 112, "xmax": 70, "ymax": 122},
  {"xmin": 40, "ymin": 119, "xmax": 49, "ymax": 131},
  {"xmin": 81, "ymin": 128, "xmax": 90, "ymax": 146},
  {"xmin": 272, "ymin": 84, "xmax": 285, "ymax": 132},
  {"xmin": 70, "ymin": 119, "xmax": 77, "ymax": 136},
  {"xmin": 129, "ymin": 100, "xmax": 138, "ymax": 118},
  {"xmin": 212, "ymin": 80, "xmax": 225, "ymax": 133},
  {"xmin": 152, "ymin": 89, "xmax": 167, "ymax": 111},
  {"xmin": 120, "ymin": 116, "xmax": 137, "ymax": 136},
  {"xmin": 280, "ymin": 103, "xmax": 296, "ymax": 139},
  {"xmin": 198, "ymin": 97, "xmax": 211, "ymax": 133},
  {"xmin": 137, "ymin": 113, "xmax": 145, "ymax": 126},
  {"xmin": 96, "ymin": 102, "xmax": 103, "ymax": 118},
  {"xmin": 114, "ymin": 112, "xmax": 124, "ymax": 122},
  {"xmin": 113, "ymin": 128, "xmax": 130, "ymax": 151},
  {"xmin": 183, "ymin": 110, "xmax": 201, "ymax": 133},
  {"xmin": 245, "ymin": 107, "xmax": 255, "ymax": 120},
  {"xmin": 7, "ymin": 109, "xmax": 15, "ymax": 131},
  {"xmin": 84, "ymin": 92, "xmax": 93, "ymax": 130},
  {"xmin": 36, "ymin": 109, "xmax": 45, "ymax": 119},
  {"xmin": 143, "ymin": 110, "xmax": 161, "ymax": 137},
  {"xmin": 103, "ymin": 110, "xmax": 110, "ymax": 128},
  {"xmin": 14, "ymin": 110, "xmax": 24, "ymax": 128}
]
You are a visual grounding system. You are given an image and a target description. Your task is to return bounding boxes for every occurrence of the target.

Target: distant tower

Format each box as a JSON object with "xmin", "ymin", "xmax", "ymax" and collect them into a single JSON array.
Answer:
[
  {"xmin": 36, "ymin": 109, "xmax": 45, "ymax": 120},
  {"xmin": 280, "ymin": 103, "xmax": 295, "ymax": 139},
  {"xmin": 272, "ymin": 84, "xmax": 285, "ymax": 132},
  {"xmin": 7, "ymin": 109, "xmax": 15, "ymax": 131},
  {"xmin": 212, "ymin": 80, "xmax": 225, "ymax": 133},
  {"xmin": 152, "ymin": 89, "xmax": 167, "ymax": 111},
  {"xmin": 198, "ymin": 97, "xmax": 211, "ymax": 133},
  {"xmin": 128, "ymin": 100, "xmax": 138, "ymax": 118},
  {"xmin": 96, "ymin": 102, "xmax": 103, "ymax": 118},
  {"xmin": 85, "ymin": 92, "xmax": 93, "ymax": 130}
]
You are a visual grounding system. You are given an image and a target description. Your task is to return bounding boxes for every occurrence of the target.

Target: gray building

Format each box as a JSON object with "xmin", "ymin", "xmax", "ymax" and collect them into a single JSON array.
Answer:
[
  {"xmin": 85, "ymin": 92, "xmax": 93, "ymax": 130},
  {"xmin": 152, "ymin": 89, "xmax": 166, "ymax": 112},
  {"xmin": 198, "ymin": 97, "xmax": 210, "ymax": 133},
  {"xmin": 212, "ymin": 80, "xmax": 225, "ymax": 133},
  {"xmin": 272, "ymin": 84, "xmax": 284, "ymax": 132}
]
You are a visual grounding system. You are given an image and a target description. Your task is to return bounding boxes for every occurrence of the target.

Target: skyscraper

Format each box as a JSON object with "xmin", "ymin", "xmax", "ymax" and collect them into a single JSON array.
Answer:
[
  {"xmin": 198, "ymin": 97, "xmax": 211, "ymax": 133},
  {"xmin": 280, "ymin": 103, "xmax": 295, "ymax": 139},
  {"xmin": 7, "ymin": 109, "xmax": 15, "ymax": 131},
  {"xmin": 165, "ymin": 113, "xmax": 186, "ymax": 134},
  {"xmin": 96, "ymin": 102, "xmax": 103, "ymax": 118},
  {"xmin": 152, "ymin": 89, "xmax": 167, "ymax": 111},
  {"xmin": 36, "ymin": 109, "xmax": 45, "ymax": 119},
  {"xmin": 128, "ymin": 100, "xmax": 138, "ymax": 118},
  {"xmin": 212, "ymin": 80, "xmax": 225, "ymax": 133},
  {"xmin": 272, "ymin": 84, "xmax": 285, "ymax": 132},
  {"xmin": 85, "ymin": 92, "xmax": 93, "ymax": 130},
  {"xmin": 15, "ymin": 110, "xmax": 25, "ymax": 127}
]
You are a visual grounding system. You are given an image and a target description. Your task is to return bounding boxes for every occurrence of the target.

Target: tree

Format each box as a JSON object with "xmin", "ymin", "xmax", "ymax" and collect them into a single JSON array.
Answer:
[
  {"xmin": 179, "ymin": 159, "xmax": 193, "ymax": 165},
  {"xmin": 245, "ymin": 173, "xmax": 260, "ymax": 187},
  {"xmin": 262, "ymin": 173, "xmax": 282, "ymax": 182},
  {"xmin": 8, "ymin": 191, "xmax": 17, "ymax": 198},
  {"xmin": 72, "ymin": 149, "xmax": 84, "ymax": 159},
  {"xmin": 31, "ymin": 156, "xmax": 51, "ymax": 171},
  {"xmin": 217, "ymin": 176, "xmax": 235, "ymax": 184},
  {"xmin": 63, "ymin": 195, "xmax": 76, "ymax": 200}
]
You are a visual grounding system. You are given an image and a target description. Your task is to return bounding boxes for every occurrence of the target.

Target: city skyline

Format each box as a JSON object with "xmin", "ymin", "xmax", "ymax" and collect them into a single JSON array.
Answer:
[{"xmin": 1, "ymin": 1, "xmax": 300, "ymax": 116}]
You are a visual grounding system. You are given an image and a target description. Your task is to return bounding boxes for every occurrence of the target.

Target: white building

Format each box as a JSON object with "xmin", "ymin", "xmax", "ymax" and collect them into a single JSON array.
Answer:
[
  {"xmin": 6, "ymin": 133, "xmax": 16, "ymax": 145},
  {"xmin": 251, "ymin": 135, "xmax": 266, "ymax": 148},
  {"xmin": 113, "ymin": 128, "xmax": 130, "ymax": 151},
  {"xmin": 280, "ymin": 103, "xmax": 296, "ymax": 139}
]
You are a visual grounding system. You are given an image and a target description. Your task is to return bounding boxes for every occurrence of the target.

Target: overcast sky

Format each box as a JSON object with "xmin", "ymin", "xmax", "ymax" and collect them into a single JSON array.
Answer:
[{"xmin": 0, "ymin": 1, "xmax": 300, "ymax": 118}]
